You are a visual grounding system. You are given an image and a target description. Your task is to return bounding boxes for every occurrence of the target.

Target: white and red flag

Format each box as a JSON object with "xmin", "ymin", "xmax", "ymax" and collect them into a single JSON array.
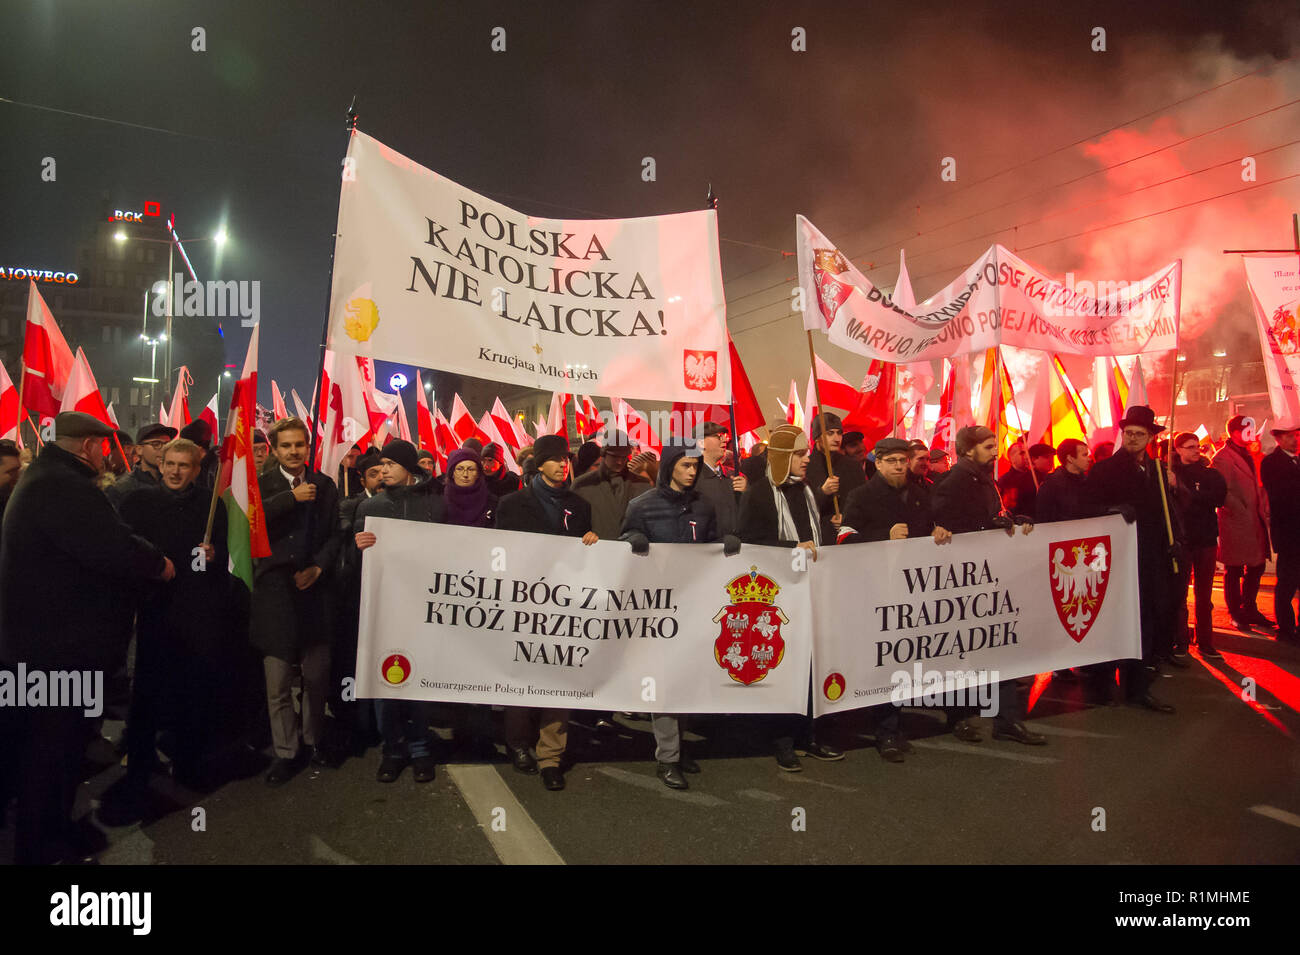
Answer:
[
  {"xmin": 842, "ymin": 360, "xmax": 896, "ymax": 447},
  {"xmin": 1242, "ymin": 253, "xmax": 1300, "ymax": 421},
  {"xmin": 317, "ymin": 350, "xmax": 376, "ymax": 478},
  {"xmin": 477, "ymin": 411, "xmax": 521, "ymax": 472},
  {"xmin": 433, "ymin": 406, "xmax": 458, "ymax": 472},
  {"xmin": 490, "ymin": 397, "xmax": 524, "ymax": 452},
  {"xmin": 451, "ymin": 393, "xmax": 489, "ymax": 446},
  {"xmin": 166, "ymin": 366, "xmax": 193, "ymax": 429},
  {"xmin": 199, "ymin": 391, "xmax": 220, "ymax": 440},
  {"xmin": 0, "ymin": 361, "xmax": 22, "ymax": 443},
  {"xmin": 612, "ymin": 397, "xmax": 661, "ymax": 454},
  {"xmin": 271, "ymin": 379, "xmax": 289, "ymax": 420},
  {"xmin": 414, "ymin": 371, "xmax": 438, "ymax": 453},
  {"xmin": 58, "ymin": 348, "xmax": 114, "ymax": 427},
  {"xmin": 21, "ymin": 280, "xmax": 75, "ymax": 423},
  {"xmin": 545, "ymin": 392, "xmax": 571, "ymax": 440},
  {"xmin": 804, "ymin": 354, "xmax": 861, "ymax": 431}
]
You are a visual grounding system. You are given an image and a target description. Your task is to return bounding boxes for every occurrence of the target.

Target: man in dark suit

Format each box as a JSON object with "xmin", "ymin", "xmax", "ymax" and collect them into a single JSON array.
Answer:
[
  {"xmin": 1087, "ymin": 406, "xmax": 1180, "ymax": 713},
  {"xmin": 253, "ymin": 417, "xmax": 340, "ymax": 786},
  {"xmin": 495, "ymin": 434, "xmax": 597, "ymax": 791},
  {"xmin": 1260, "ymin": 420, "xmax": 1300, "ymax": 645},
  {"xmin": 694, "ymin": 421, "xmax": 747, "ymax": 538}
]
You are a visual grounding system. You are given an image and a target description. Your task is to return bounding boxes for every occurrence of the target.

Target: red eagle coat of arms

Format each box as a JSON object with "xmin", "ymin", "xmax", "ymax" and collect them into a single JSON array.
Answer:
[
  {"xmin": 684, "ymin": 350, "xmax": 718, "ymax": 391},
  {"xmin": 812, "ymin": 248, "xmax": 853, "ymax": 328},
  {"xmin": 1048, "ymin": 536, "xmax": 1112, "ymax": 642},
  {"xmin": 712, "ymin": 566, "xmax": 787, "ymax": 685}
]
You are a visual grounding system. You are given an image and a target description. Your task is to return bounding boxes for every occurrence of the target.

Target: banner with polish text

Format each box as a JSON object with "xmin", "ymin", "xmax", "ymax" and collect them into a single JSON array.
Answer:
[
  {"xmin": 356, "ymin": 519, "xmax": 810, "ymax": 713},
  {"xmin": 798, "ymin": 215, "xmax": 1180, "ymax": 362},
  {"xmin": 809, "ymin": 515, "xmax": 1139, "ymax": 717},
  {"xmin": 1241, "ymin": 253, "xmax": 1300, "ymax": 421},
  {"xmin": 327, "ymin": 131, "xmax": 731, "ymax": 403}
]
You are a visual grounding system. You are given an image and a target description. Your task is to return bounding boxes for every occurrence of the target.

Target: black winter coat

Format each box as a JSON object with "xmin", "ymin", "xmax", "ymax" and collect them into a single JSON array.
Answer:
[
  {"xmin": 1260, "ymin": 447, "xmax": 1300, "ymax": 555},
  {"xmin": 621, "ymin": 485, "xmax": 719, "ymax": 545},
  {"xmin": 806, "ymin": 449, "xmax": 867, "ymax": 543},
  {"xmin": 1171, "ymin": 457, "xmax": 1227, "ymax": 550},
  {"xmin": 250, "ymin": 468, "xmax": 340, "ymax": 659},
  {"xmin": 105, "ymin": 463, "xmax": 161, "ymax": 510},
  {"xmin": 931, "ymin": 456, "xmax": 1003, "ymax": 533},
  {"xmin": 1087, "ymin": 450, "xmax": 1183, "ymax": 573},
  {"xmin": 737, "ymin": 479, "xmax": 818, "ymax": 548},
  {"xmin": 997, "ymin": 465, "xmax": 1039, "ymax": 521},
  {"xmin": 355, "ymin": 476, "xmax": 447, "ymax": 528},
  {"xmin": 0, "ymin": 444, "xmax": 165, "ymax": 671},
  {"xmin": 1035, "ymin": 468, "xmax": 1100, "ymax": 524},
  {"xmin": 694, "ymin": 461, "xmax": 742, "ymax": 537},
  {"xmin": 496, "ymin": 482, "xmax": 593, "ymax": 537},
  {"xmin": 841, "ymin": 472, "xmax": 934, "ymax": 543}
]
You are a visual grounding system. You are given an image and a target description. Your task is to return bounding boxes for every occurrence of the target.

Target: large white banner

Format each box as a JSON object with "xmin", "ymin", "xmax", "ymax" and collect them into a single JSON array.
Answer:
[
  {"xmin": 356, "ymin": 519, "xmax": 811, "ymax": 714},
  {"xmin": 326, "ymin": 131, "xmax": 731, "ymax": 403},
  {"xmin": 798, "ymin": 215, "xmax": 1180, "ymax": 362},
  {"xmin": 809, "ymin": 515, "xmax": 1140, "ymax": 717},
  {"xmin": 1241, "ymin": 253, "xmax": 1300, "ymax": 421}
]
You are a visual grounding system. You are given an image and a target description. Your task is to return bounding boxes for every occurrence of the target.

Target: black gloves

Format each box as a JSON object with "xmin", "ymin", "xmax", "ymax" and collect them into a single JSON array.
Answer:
[
  {"xmin": 626, "ymin": 532, "xmax": 650, "ymax": 555},
  {"xmin": 723, "ymin": 534, "xmax": 741, "ymax": 556},
  {"xmin": 1105, "ymin": 504, "xmax": 1137, "ymax": 524}
]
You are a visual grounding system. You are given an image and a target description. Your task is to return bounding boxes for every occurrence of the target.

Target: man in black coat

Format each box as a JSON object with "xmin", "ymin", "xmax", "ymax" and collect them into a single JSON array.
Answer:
[
  {"xmin": 105, "ymin": 437, "xmax": 232, "ymax": 821},
  {"xmin": 0, "ymin": 413, "xmax": 173, "ymax": 863},
  {"xmin": 804, "ymin": 412, "xmax": 867, "ymax": 545},
  {"xmin": 694, "ymin": 421, "xmax": 748, "ymax": 538},
  {"xmin": 481, "ymin": 443, "xmax": 522, "ymax": 498},
  {"xmin": 1086, "ymin": 406, "xmax": 1180, "ymax": 712},
  {"xmin": 495, "ymin": 434, "xmax": 597, "ymax": 791},
  {"xmin": 1260, "ymin": 420, "xmax": 1300, "ymax": 645},
  {"xmin": 252, "ymin": 417, "xmax": 340, "ymax": 786},
  {"xmin": 334, "ymin": 448, "xmax": 385, "ymax": 753},
  {"xmin": 930, "ymin": 425, "xmax": 1045, "ymax": 745},
  {"xmin": 105, "ymin": 422, "xmax": 176, "ymax": 510},
  {"xmin": 840, "ymin": 438, "xmax": 954, "ymax": 761},
  {"xmin": 621, "ymin": 443, "xmax": 737, "ymax": 790},
  {"xmin": 737, "ymin": 423, "xmax": 843, "ymax": 771},
  {"xmin": 1171, "ymin": 431, "xmax": 1228, "ymax": 656},
  {"xmin": 354, "ymin": 440, "xmax": 446, "ymax": 783},
  {"xmin": 997, "ymin": 439, "xmax": 1040, "ymax": 521},
  {"xmin": 1035, "ymin": 439, "xmax": 1098, "ymax": 524}
]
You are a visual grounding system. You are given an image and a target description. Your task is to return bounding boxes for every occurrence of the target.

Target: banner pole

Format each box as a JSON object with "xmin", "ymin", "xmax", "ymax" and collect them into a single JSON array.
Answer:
[
  {"xmin": 705, "ymin": 183, "xmax": 743, "ymax": 469},
  {"xmin": 1005, "ymin": 351, "xmax": 1039, "ymax": 492},
  {"xmin": 805, "ymin": 331, "xmax": 839, "ymax": 519},
  {"xmin": 1166, "ymin": 258, "xmax": 1183, "ymax": 470}
]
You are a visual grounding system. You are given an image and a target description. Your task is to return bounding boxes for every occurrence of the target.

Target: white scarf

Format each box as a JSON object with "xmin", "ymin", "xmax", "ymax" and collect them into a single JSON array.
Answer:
[{"xmin": 772, "ymin": 478, "xmax": 821, "ymax": 547}]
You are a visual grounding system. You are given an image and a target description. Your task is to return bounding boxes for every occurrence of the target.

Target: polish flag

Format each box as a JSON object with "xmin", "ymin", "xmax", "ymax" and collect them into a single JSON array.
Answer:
[
  {"xmin": 611, "ymin": 397, "xmax": 661, "ymax": 454},
  {"xmin": 271, "ymin": 379, "xmax": 289, "ymax": 421},
  {"xmin": 415, "ymin": 371, "xmax": 438, "ymax": 453},
  {"xmin": 478, "ymin": 411, "xmax": 521, "ymax": 473},
  {"xmin": 933, "ymin": 359, "xmax": 957, "ymax": 457},
  {"xmin": 489, "ymin": 397, "xmax": 523, "ymax": 452},
  {"xmin": 58, "ymin": 348, "xmax": 114, "ymax": 427},
  {"xmin": 394, "ymin": 392, "xmax": 413, "ymax": 443},
  {"xmin": 728, "ymin": 333, "xmax": 765, "ymax": 437},
  {"xmin": 782, "ymin": 380, "xmax": 804, "ymax": 429},
  {"xmin": 533, "ymin": 416, "xmax": 550, "ymax": 440},
  {"xmin": 317, "ymin": 350, "xmax": 376, "ymax": 478},
  {"xmin": 433, "ymin": 406, "xmax": 458, "ymax": 472},
  {"xmin": 575, "ymin": 395, "xmax": 602, "ymax": 442},
  {"xmin": 199, "ymin": 391, "xmax": 220, "ymax": 440},
  {"xmin": 1124, "ymin": 357, "xmax": 1148, "ymax": 414},
  {"xmin": 166, "ymin": 366, "xmax": 193, "ymax": 429},
  {"xmin": 804, "ymin": 354, "xmax": 861, "ymax": 427},
  {"xmin": 842, "ymin": 360, "xmax": 896, "ymax": 446},
  {"xmin": 545, "ymin": 392, "xmax": 571, "ymax": 440},
  {"xmin": 0, "ymin": 361, "xmax": 22, "ymax": 443},
  {"xmin": 291, "ymin": 388, "xmax": 312, "ymax": 429},
  {"xmin": 21, "ymin": 281, "xmax": 75, "ymax": 421},
  {"xmin": 451, "ymin": 393, "xmax": 489, "ymax": 445}
]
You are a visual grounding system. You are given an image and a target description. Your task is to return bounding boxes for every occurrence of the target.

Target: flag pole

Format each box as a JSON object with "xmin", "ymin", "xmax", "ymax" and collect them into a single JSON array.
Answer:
[
  {"xmin": 1166, "ymin": 258, "xmax": 1184, "ymax": 471},
  {"xmin": 705, "ymin": 183, "xmax": 743, "ymax": 469},
  {"xmin": 805, "ymin": 332, "xmax": 839, "ymax": 518}
]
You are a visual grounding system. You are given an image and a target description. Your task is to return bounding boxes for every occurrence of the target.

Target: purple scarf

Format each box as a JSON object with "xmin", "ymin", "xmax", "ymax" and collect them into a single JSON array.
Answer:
[{"xmin": 444, "ymin": 448, "xmax": 491, "ymax": 526}]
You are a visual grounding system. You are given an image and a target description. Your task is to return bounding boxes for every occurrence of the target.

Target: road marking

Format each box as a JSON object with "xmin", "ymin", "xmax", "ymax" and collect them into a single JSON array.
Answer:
[
  {"xmin": 908, "ymin": 740, "xmax": 1059, "ymax": 764},
  {"xmin": 1249, "ymin": 805, "xmax": 1300, "ymax": 829},
  {"xmin": 1029, "ymin": 724, "xmax": 1122, "ymax": 739},
  {"xmin": 595, "ymin": 766, "xmax": 729, "ymax": 806},
  {"xmin": 309, "ymin": 834, "xmax": 357, "ymax": 865},
  {"xmin": 737, "ymin": 789, "xmax": 783, "ymax": 802},
  {"xmin": 444, "ymin": 764, "xmax": 565, "ymax": 865},
  {"xmin": 779, "ymin": 774, "xmax": 858, "ymax": 793}
]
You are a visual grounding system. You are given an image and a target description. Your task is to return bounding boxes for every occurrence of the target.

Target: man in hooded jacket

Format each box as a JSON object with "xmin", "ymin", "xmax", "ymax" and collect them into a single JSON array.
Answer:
[{"xmin": 621, "ymin": 443, "xmax": 740, "ymax": 789}]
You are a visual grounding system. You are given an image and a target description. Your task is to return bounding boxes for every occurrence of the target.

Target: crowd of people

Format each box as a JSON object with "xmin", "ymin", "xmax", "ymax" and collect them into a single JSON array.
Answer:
[{"xmin": 0, "ymin": 403, "xmax": 1297, "ymax": 863}]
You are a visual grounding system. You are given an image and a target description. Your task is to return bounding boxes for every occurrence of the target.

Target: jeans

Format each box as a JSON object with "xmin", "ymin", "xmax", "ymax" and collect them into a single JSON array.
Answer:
[{"xmin": 375, "ymin": 699, "xmax": 434, "ymax": 759}]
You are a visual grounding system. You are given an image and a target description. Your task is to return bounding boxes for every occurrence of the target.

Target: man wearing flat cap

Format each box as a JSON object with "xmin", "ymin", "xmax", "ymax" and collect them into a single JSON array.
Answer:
[
  {"xmin": 805, "ymin": 412, "xmax": 868, "ymax": 544},
  {"xmin": 106, "ymin": 421, "xmax": 177, "ymax": 509},
  {"xmin": 0, "ymin": 412, "xmax": 175, "ymax": 863},
  {"xmin": 694, "ymin": 420, "xmax": 748, "ymax": 537},
  {"xmin": 573, "ymin": 430, "xmax": 650, "ymax": 541},
  {"xmin": 1087, "ymin": 405, "xmax": 1181, "ymax": 712},
  {"xmin": 1260, "ymin": 419, "xmax": 1300, "ymax": 644}
]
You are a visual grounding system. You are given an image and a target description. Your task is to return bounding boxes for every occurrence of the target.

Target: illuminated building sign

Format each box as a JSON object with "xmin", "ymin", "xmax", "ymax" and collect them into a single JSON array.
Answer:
[
  {"xmin": 0, "ymin": 267, "xmax": 79, "ymax": 284},
  {"xmin": 108, "ymin": 201, "xmax": 161, "ymax": 222}
]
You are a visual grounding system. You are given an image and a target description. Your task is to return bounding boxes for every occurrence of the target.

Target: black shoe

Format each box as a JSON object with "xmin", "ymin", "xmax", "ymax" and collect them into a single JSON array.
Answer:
[
  {"xmin": 1132, "ymin": 693, "xmax": 1176, "ymax": 714},
  {"xmin": 509, "ymin": 746, "xmax": 539, "ymax": 775},
  {"xmin": 877, "ymin": 737, "xmax": 905, "ymax": 763},
  {"xmin": 1231, "ymin": 615, "xmax": 1254, "ymax": 634},
  {"xmin": 992, "ymin": 721, "xmax": 1048, "ymax": 745},
  {"xmin": 656, "ymin": 762, "xmax": 688, "ymax": 790},
  {"xmin": 265, "ymin": 756, "xmax": 300, "ymax": 787},
  {"xmin": 376, "ymin": 754, "xmax": 406, "ymax": 783},
  {"xmin": 1161, "ymin": 653, "xmax": 1189, "ymax": 669},
  {"xmin": 541, "ymin": 767, "xmax": 565, "ymax": 791},
  {"xmin": 795, "ymin": 741, "xmax": 844, "ymax": 761},
  {"xmin": 774, "ymin": 745, "xmax": 802, "ymax": 772},
  {"xmin": 951, "ymin": 719, "xmax": 983, "ymax": 743},
  {"xmin": 677, "ymin": 753, "xmax": 701, "ymax": 774},
  {"xmin": 411, "ymin": 755, "xmax": 437, "ymax": 783},
  {"xmin": 1199, "ymin": 646, "xmax": 1223, "ymax": 659},
  {"xmin": 310, "ymin": 745, "xmax": 334, "ymax": 769},
  {"xmin": 1247, "ymin": 610, "xmax": 1276, "ymax": 630}
]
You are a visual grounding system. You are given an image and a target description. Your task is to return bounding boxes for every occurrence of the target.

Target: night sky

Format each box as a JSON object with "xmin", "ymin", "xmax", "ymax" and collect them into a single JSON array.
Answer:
[{"xmin": 2, "ymin": 0, "xmax": 1297, "ymax": 417}]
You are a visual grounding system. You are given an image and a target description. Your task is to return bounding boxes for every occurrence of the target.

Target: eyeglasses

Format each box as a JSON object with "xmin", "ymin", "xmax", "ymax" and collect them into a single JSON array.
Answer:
[
  {"xmin": 1121, "ymin": 429, "xmax": 1151, "ymax": 439},
  {"xmin": 141, "ymin": 440, "xmax": 168, "ymax": 449},
  {"xmin": 453, "ymin": 465, "xmax": 478, "ymax": 475}
]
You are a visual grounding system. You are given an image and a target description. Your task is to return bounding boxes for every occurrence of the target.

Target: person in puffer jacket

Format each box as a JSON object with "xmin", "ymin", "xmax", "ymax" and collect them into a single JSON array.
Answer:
[{"xmin": 620, "ymin": 443, "xmax": 739, "ymax": 790}]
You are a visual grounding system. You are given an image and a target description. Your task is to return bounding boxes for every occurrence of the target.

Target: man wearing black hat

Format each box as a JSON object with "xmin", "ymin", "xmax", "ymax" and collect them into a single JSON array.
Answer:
[
  {"xmin": 841, "ymin": 431, "xmax": 870, "ymax": 476},
  {"xmin": 354, "ymin": 440, "xmax": 446, "ymax": 783},
  {"xmin": 806, "ymin": 412, "xmax": 868, "ymax": 543},
  {"xmin": 253, "ymin": 416, "xmax": 341, "ymax": 785},
  {"xmin": 574, "ymin": 440, "xmax": 602, "ymax": 478},
  {"xmin": 0, "ymin": 412, "xmax": 174, "ymax": 863},
  {"xmin": 1260, "ymin": 419, "xmax": 1300, "ymax": 645},
  {"xmin": 1213, "ymin": 414, "xmax": 1273, "ymax": 634},
  {"xmin": 694, "ymin": 420, "xmax": 748, "ymax": 537},
  {"xmin": 179, "ymin": 418, "xmax": 218, "ymax": 490},
  {"xmin": 931, "ymin": 425, "xmax": 1046, "ymax": 745},
  {"xmin": 907, "ymin": 438, "xmax": 935, "ymax": 490},
  {"xmin": 481, "ymin": 442, "xmax": 521, "ymax": 498},
  {"xmin": 106, "ymin": 421, "xmax": 177, "ymax": 509},
  {"xmin": 573, "ymin": 430, "xmax": 651, "ymax": 541},
  {"xmin": 496, "ymin": 434, "xmax": 597, "ymax": 791},
  {"xmin": 840, "ymin": 437, "xmax": 953, "ymax": 761},
  {"xmin": 1087, "ymin": 406, "xmax": 1181, "ymax": 712}
]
